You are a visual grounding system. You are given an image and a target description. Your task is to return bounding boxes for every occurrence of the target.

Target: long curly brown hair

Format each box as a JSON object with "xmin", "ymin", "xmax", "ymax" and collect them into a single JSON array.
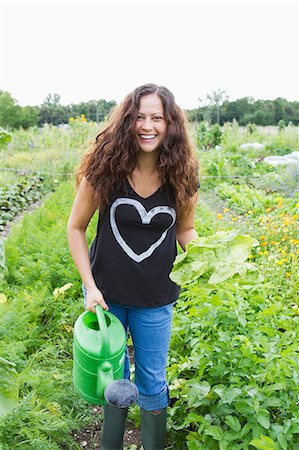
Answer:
[{"xmin": 76, "ymin": 83, "xmax": 199, "ymax": 221}]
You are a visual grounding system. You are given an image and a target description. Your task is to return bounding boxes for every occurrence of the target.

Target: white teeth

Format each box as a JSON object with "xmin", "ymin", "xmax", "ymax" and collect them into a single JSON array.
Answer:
[{"xmin": 140, "ymin": 135, "xmax": 156, "ymax": 140}]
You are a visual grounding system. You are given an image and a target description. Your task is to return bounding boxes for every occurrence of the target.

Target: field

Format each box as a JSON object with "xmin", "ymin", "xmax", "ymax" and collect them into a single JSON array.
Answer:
[{"xmin": 0, "ymin": 118, "xmax": 298, "ymax": 449}]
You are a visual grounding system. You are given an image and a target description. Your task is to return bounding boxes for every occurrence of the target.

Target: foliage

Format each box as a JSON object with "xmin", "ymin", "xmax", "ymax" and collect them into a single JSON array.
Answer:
[
  {"xmin": 0, "ymin": 182, "xmax": 98, "ymax": 448},
  {"xmin": 0, "ymin": 128, "xmax": 12, "ymax": 147},
  {"xmin": 170, "ymin": 230, "xmax": 259, "ymax": 286},
  {"xmin": 0, "ymin": 357, "xmax": 19, "ymax": 418},
  {"xmin": 0, "ymin": 90, "xmax": 116, "ymax": 129},
  {"xmin": 0, "ymin": 174, "xmax": 55, "ymax": 232},
  {"xmin": 197, "ymin": 122, "xmax": 223, "ymax": 150},
  {"xmin": 188, "ymin": 96, "xmax": 299, "ymax": 126},
  {"xmin": 167, "ymin": 196, "xmax": 299, "ymax": 449}
]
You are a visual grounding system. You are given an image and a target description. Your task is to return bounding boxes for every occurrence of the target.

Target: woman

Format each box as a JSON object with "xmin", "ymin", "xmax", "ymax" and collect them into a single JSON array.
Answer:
[{"xmin": 67, "ymin": 83, "xmax": 199, "ymax": 450}]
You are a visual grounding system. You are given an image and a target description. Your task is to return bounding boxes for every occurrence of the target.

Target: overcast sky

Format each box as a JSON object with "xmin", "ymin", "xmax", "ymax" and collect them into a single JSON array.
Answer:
[{"xmin": 0, "ymin": 0, "xmax": 298, "ymax": 109}]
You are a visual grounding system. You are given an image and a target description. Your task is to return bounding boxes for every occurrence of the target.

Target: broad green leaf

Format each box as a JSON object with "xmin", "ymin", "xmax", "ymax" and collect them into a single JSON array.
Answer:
[
  {"xmin": 0, "ymin": 127, "xmax": 12, "ymax": 145},
  {"xmin": 224, "ymin": 430, "xmax": 240, "ymax": 441},
  {"xmin": 171, "ymin": 231, "xmax": 259, "ymax": 286},
  {"xmin": 262, "ymin": 397, "xmax": 281, "ymax": 408},
  {"xmin": 219, "ymin": 440, "xmax": 229, "ymax": 450},
  {"xmin": 235, "ymin": 399, "xmax": 254, "ymax": 414},
  {"xmin": 205, "ymin": 425, "xmax": 224, "ymax": 441},
  {"xmin": 215, "ymin": 386, "xmax": 242, "ymax": 404},
  {"xmin": 187, "ymin": 381, "xmax": 210, "ymax": 407},
  {"xmin": 277, "ymin": 433, "xmax": 288, "ymax": 450},
  {"xmin": 250, "ymin": 434, "xmax": 277, "ymax": 450},
  {"xmin": 225, "ymin": 415, "xmax": 241, "ymax": 432},
  {"xmin": 240, "ymin": 423, "xmax": 252, "ymax": 438},
  {"xmin": 257, "ymin": 410, "xmax": 270, "ymax": 430},
  {"xmin": 170, "ymin": 260, "xmax": 207, "ymax": 285},
  {"xmin": 187, "ymin": 437, "xmax": 204, "ymax": 450}
]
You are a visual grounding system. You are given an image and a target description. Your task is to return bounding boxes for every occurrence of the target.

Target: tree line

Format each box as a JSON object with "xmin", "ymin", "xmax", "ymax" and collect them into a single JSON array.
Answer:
[
  {"xmin": 0, "ymin": 90, "xmax": 298, "ymax": 129},
  {"xmin": 0, "ymin": 92, "xmax": 117, "ymax": 129}
]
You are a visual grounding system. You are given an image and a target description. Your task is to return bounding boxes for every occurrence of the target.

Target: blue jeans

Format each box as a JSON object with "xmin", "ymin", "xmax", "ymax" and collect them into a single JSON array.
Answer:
[{"xmin": 82, "ymin": 286, "xmax": 173, "ymax": 410}]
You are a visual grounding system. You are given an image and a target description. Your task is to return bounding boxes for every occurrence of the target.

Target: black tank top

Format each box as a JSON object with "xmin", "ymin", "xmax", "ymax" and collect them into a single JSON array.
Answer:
[{"xmin": 89, "ymin": 180, "xmax": 180, "ymax": 307}]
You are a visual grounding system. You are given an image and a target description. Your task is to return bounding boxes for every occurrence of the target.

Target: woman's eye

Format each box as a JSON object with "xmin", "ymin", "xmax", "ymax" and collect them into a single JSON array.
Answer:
[{"xmin": 154, "ymin": 116, "xmax": 163, "ymax": 121}]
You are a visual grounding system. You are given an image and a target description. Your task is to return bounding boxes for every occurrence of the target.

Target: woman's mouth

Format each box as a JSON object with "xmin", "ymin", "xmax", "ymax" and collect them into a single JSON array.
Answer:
[{"xmin": 139, "ymin": 134, "xmax": 157, "ymax": 141}]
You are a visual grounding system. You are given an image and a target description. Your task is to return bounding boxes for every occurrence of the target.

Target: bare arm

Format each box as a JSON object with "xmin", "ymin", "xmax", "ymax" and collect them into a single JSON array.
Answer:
[
  {"xmin": 67, "ymin": 177, "xmax": 108, "ymax": 312},
  {"xmin": 176, "ymin": 192, "xmax": 199, "ymax": 251}
]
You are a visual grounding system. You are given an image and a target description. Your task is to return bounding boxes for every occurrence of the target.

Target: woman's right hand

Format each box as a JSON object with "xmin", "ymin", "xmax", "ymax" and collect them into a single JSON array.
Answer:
[{"xmin": 85, "ymin": 286, "xmax": 108, "ymax": 313}]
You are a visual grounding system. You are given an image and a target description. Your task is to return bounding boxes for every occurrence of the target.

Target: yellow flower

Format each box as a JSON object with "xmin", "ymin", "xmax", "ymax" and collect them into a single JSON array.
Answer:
[
  {"xmin": 276, "ymin": 197, "xmax": 283, "ymax": 202},
  {"xmin": 63, "ymin": 324, "xmax": 73, "ymax": 333},
  {"xmin": 232, "ymin": 217, "xmax": 238, "ymax": 222},
  {"xmin": 260, "ymin": 235, "xmax": 266, "ymax": 240},
  {"xmin": 217, "ymin": 213, "xmax": 223, "ymax": 220},
  {"xmin": 277, "ymin": 260, "xmax": 284, "ymax": 265},
  {"xmin": 266, "ymin": 208, "xmax": 271, "ymax": 213},
  {"xmin": 286, "ymin": 272, "xmax": 291, "ymax": 277},
  {"xmin": 223, "ymin": 208, "xmax": 229, "ymax": 213},
  {"xmin": 261, "ymin": 242, "xmax": 268, "ymax": 247}
]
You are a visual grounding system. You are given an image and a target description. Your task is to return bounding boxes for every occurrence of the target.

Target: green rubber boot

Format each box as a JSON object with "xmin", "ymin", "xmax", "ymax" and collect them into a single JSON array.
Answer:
[
  {"xmin": 140, "ymin": 408, "xmax": 167, "ymax": 450},
  {"xmin": 101, "ymin": 404, "xmax": 128, "ymax": 450}
]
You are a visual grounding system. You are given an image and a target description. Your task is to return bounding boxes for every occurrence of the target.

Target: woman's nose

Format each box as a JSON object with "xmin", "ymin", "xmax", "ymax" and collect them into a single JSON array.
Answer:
[{"xmin": 142, "ymin": 119, "xmax": 153, "ymax": 130}]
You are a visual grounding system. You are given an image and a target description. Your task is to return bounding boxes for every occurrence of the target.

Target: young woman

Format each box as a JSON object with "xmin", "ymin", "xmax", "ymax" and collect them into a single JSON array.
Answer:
[{"xmin": 67, "ymin": 83, "xmax": 199, "ymax": 450}]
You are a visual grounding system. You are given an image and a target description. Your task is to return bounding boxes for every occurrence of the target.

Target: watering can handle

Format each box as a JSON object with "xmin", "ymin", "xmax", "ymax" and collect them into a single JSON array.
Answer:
[{"xmin": 95, "ymin": 305, "xmax": 111, "ymax": 357}]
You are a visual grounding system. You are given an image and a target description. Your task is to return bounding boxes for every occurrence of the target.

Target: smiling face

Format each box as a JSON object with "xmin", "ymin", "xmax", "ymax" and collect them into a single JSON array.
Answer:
[{"xmin": 134, "ymin": 94, "xmax": 167, "ymax": 154}]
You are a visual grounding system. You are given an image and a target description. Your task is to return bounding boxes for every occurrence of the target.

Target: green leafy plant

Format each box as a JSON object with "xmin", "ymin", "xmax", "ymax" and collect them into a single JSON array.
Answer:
[
  {"xmin": 0, "ymin": 128, "xmax": 12, "ymax": 147},
  {"xmin": 168, "ymin": 231, "xmax": 299, "ymax": 449},
  {"xmin": 170, "ymin": 230, "xmax": 259, "ymax": 286},
  {"xmin": 197, "ymin": 122, "xmax": 223, "ymax": 150}
]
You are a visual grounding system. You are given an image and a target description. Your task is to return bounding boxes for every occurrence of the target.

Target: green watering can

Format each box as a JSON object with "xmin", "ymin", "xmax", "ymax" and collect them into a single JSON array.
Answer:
[{"xmin": 73, "ymin": 305, "xmax": 138, "ymax": 408}]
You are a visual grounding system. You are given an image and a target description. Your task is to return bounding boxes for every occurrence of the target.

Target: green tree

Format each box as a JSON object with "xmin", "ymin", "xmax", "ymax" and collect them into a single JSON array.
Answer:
[
  {"xmin": 200, "ymin": 89, "xmax": 229, "ymax": 124},
  {"xmin": 0, "ymin": 91, "xmax": 23, "ymax": 128},
  {"xmin": 38, "ymin": 93, "xmax": 70, "ymax": 126},
  {"xmin": 20, "ymin": 106, "xmax": 39, "ymax": 128}
]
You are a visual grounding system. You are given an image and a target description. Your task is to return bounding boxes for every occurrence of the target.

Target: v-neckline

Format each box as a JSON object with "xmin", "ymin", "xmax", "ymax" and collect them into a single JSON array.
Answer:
[{"xmin": 126, "ymin": 177, "xmax": 162, "ymax": 200}]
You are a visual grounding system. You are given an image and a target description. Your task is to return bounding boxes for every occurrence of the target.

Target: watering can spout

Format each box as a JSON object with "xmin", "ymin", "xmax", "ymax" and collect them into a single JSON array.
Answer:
[{"xmin": 97, "ymin": 361, "xmax": 114, "ymax": 399}]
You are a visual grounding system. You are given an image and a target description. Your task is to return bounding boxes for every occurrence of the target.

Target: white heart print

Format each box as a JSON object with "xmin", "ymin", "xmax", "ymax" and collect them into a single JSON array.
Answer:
[{"xmin": 110, "ymin": 198, "xmax": 176, "ymax": 263}]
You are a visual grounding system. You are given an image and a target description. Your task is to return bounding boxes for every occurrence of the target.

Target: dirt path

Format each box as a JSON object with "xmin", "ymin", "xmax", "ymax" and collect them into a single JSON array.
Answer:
[{"xmin": 72, "ymin": 406, "xmax": 141, "ymax": 449}]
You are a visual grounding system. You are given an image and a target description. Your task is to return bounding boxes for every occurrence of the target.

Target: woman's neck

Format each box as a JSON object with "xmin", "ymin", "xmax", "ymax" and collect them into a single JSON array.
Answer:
[{"xmin": 134, "ymin": 152, "xmax": 159, "ymax": 175}]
